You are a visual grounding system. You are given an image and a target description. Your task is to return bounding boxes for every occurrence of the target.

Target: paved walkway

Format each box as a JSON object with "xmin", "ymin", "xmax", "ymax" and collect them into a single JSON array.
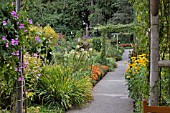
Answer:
[{"xmin": 67, "ymin": 49, "xmax": 134, "ymax": 113}]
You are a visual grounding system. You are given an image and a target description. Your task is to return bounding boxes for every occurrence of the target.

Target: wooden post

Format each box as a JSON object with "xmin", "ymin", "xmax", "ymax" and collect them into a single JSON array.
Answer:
[
  {"xmin": 16, "ymin": 0, "xmax": 23, "ymax": 113},
  {"xmin": 142, "ymin": 100, "xmax": 148, "ymax": 113},
  {"xmin": 149, "ymin": 0, "xmax": 159, "ymax": 106}
]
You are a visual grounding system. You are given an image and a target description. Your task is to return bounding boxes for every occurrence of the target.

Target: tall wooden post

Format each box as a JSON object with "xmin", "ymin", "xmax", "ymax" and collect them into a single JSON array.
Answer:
[
  {"xmin": 16, "ymin": 0, "xmax": 23, "ymax": 113},
  {"xmin": 149, "ymin": 0, "xmax": 159, "ymax": 106}
]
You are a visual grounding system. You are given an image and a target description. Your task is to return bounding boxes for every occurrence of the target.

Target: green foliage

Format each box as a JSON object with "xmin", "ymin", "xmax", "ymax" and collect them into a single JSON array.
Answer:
[
  {"xmin": 125, "ymin": 54, "xmax": 149, "ymax": 112},
  {"xmin": 160, "ymin": 68, "xmax": 170, "ymax": 106},
  {"xmin": 94, "ymin": 23, "xmax": 134, "ymax": 33},
  {"xmin": 26, "ymin": 0, "xmax": 133, "ymax": 34},
  {"xmin": 39, "ymin": 65, "xmax": 93, "ymax": 111},
  {"xmin": 24, "ymin": 53, "xmax": 42, "ymax": 105},
  {"xmin": 106, "ymin": 58, "xmax": 117, "ymax": 71},
  {"xmin": 27, "ymin": 0, "xmax": 89, "ymax": 34},
  {"xmin": 109, "ymin": 0, "xmax": 133, "ymax": 24},
  {"xmin": 89, "ymin": 0, "xmax": 133, "ymax": 26},
  {"xmin": 92, "ymin": 37, "xmax": 102, "ymax": 52},
  {"xmin": 100, "ymin": 32, "xmax": 107, "ymax": 65}
]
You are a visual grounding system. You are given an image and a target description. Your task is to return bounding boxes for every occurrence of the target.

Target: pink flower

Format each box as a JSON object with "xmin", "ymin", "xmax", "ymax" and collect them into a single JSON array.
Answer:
[
  {"xmin": 25, "ymin": 61, "xmax": 29, "ymax": 65},
  {"xmin": 29, "ymin": 19, "xmax": 33, "ymax": 24},
  {"xmin": 2, "ymin": 36, "xmax": 6, "ymax": 40},
  {"xmin": 2, "ymin": 20, "xmax": 7, "ymax": 26},
  {"xmin": 35, "ymin": 36, "xmax": 41, "ymax": 42},
  {"xmin": 37, "ymin": 74, "xmax": 41, "ymax": 77},
  {"xmin": 11, "ymin": 11, "xmax": 18, "ymax": 18},
  {"xmin": 24, "ymin": 30, "xmax": 28, "ymax": 32},
  {"xmin": 11, "ymin": 2, "xmax": 14, "ymax": 6},
  {"xmin": 21, "ymin": 63, "xmax": 26, "ymax": 68},
  {"xmin": 12, "ymin": 52, "xmax": 15, "ymax": 55},
  {"xmin": 33, "ymin": 53, "xmax": 38, "ymax": 57},
  {"xmin": 6, "ymin": 43, "xmax": 9, "ymax": 48},
  {"xmin": 19, "ymin": 24, "xmax": 24, "ymax": 29},
  {"xmin": 11, "ymin": 38, "xmax": 18, "ymax": 45},
  {"xmin": 18, "ymin": 76, "xmax": 24, "ymax": 81}
]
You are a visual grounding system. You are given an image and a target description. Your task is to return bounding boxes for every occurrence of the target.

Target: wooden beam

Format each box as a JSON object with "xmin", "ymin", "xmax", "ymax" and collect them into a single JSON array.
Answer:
[
  {"xmin": 158, "ymin": 60, "xmax": 170, "ymax": 67},
  {"xmin": 143, "ymin": 100, "xmax": 170, "ymax": 113},
  {"xmin": 147, "ymin": 106, "xmax": 170, "ymax": 113}
]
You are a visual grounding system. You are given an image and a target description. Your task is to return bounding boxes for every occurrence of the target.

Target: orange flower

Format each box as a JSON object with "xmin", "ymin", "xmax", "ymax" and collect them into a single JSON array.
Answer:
[{"xmin": 90, "ymin": 65, "xmax": 109, "ymax": 81}]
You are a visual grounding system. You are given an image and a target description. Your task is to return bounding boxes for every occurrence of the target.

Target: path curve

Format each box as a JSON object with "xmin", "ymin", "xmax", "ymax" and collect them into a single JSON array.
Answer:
[{"xmin": 67, "ymin": 49, "xmax": 134, "ymax": 113}]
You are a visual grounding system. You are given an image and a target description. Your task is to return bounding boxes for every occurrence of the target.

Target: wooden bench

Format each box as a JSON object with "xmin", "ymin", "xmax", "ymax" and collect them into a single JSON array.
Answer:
[{"xmin": 143, "ymin": 100, "xmax": 170, "ymax": 113}]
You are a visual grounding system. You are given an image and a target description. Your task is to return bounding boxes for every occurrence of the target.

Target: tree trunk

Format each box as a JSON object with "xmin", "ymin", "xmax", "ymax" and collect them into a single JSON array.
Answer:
[{"xmin": 149, "ymin": 0, "xmax": 159, "ymax": 106}]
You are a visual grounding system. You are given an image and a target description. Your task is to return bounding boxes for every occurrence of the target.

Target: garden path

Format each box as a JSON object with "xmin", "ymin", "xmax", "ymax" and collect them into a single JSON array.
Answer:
[{"xmin": 67, "ymin": 49, "xmax": 133, "ymax": 113}]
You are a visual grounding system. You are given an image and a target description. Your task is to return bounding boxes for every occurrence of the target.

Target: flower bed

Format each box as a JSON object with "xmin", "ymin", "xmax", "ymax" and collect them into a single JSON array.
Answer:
[
  {"xmin": 125, "ymin": 54, "xmax": 149, "ymax": 112},
  {"xmin": 91, "ymin": 65, "xmax": 109, "ymax": 85}
]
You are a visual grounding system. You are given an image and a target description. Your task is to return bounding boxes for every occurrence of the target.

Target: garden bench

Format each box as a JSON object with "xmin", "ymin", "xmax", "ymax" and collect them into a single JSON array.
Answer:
[{"xmin": 142, "ymin": 100, "xmax": 170, "ymax": 113}]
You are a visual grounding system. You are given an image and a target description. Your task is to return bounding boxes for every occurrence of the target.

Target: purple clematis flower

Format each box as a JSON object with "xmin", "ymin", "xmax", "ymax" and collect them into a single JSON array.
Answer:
[
  {"xmin": 2, "ymin": 36, "xmax": 6, "ymax": 40},
  {"xmin": 2, "ymin": 20, "xmax": 7, "ymax": 26},
  {"xmin": 29, "ymin": 19, "xmax": 33, "ymax": 24},
  {"xmin": 35, "ymin": 36, "xmax": 41, "ymax": 42},
  {"xmin": 19, "ymin": 24, "xmax": 24, "ymax": 29},
  {"xmin": 11, "ymin": 11, "xmax": 18, "ymax": 18},
  {"xmin": 12, "ymin": 52, "xmax": 15, "ymax": 55},
  {"xmin": 21, "ymin": 63, "xmax": 26, "ymax": 68},
  {"xmin": 11, "ymin": 38, "xmax": 19, "ymax": 46},
  {"xmin": 18, "ymin": 76, "xmax": 24, "ymax": 81},
  {"xmin": 16, "ymin": 51, "xmax": 19, "ymax": 56},
  {"xmin": 6, "ymin": 43, "xmax": 9, "ymax": 48}
]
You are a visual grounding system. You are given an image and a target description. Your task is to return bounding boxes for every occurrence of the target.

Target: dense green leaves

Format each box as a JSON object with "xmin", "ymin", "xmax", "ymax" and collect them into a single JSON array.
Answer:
[{"xmin": 26, "ymin": 0, "xmax": 133, "ymax": 35}]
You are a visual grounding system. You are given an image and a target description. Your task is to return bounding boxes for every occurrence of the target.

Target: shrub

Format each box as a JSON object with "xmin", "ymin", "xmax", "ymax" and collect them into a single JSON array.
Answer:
[
  {"xmin": 106, "ymin": 58, "xmax": 117, "ymax": 71},
  {"xmin": 92, "ymin": 38, "xmax": 102, "ymax": 52},
  {"xmin": 38, "ymin": 65, "xmax": 93, "ymax": 111},
  {"xmin": 24, "ymin": 53, "xmax": 42, "ymax": 105},
  {"xmin": 125, "ymin": 54, "xmax": 149, "ymax": 112}
]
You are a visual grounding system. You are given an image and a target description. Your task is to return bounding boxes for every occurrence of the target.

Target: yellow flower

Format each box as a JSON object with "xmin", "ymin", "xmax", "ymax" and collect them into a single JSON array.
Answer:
[
  {"xmin": 126, "ymin": 76, "xmax": 130, "ymax": 79},
  {"xmin": 142, "ymin": 54, "xmax": 146, "ymax": 57},
  {"xmin": 124, "ymin": 61, "xmax": 127, "ymax": 65}
]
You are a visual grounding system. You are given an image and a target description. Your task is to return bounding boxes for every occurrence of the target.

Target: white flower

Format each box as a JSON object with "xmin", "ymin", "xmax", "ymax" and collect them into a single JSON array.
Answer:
[
  {"xmin": 76, "ymin": 55, "xmax": 80, "ymax": 58},
  {"xmin": 84, "ymin": 51, "xmax": 88, "ymax": 54},
  {"xmin": 80, "ymin": 48, "xmax": 84, "ymax": 52},
  {"xmin": 89, "ymin": 48, "xmax": 93, "ymax": 51},
  {"xmin": 76, "ymin": 45, "xmax": 80, "ymax": 49},
  {"xmin": 78, "ymin": 38, "xmax": 81, "ymax": 42}
]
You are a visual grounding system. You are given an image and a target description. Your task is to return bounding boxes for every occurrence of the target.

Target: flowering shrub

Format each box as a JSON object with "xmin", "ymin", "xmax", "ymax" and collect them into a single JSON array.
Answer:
[
  {"xmin": 24, "ymin": 53, "xmax": 42, "ymax": 104},
  {"xmin": 125, "ymin": 54, "xmax": 149, "ymax": 112},
  {"xmin": 91, "ymin": 65, "xmax": 109, "ymax": 83}
]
